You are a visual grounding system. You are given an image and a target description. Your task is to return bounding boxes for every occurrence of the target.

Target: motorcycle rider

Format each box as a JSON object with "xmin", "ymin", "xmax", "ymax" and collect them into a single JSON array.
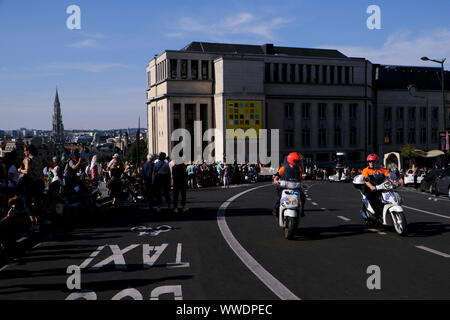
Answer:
[
  {"xmin": 362, "ymin": 154, "xmax": 403, "ymax": 218},
  {"xmin": 273, "ymin": 152, "xmax": 306, "ymax": 217}
]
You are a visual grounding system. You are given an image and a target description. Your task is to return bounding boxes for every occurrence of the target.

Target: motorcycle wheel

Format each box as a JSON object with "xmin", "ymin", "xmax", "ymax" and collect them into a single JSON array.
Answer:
[
  {"xmin": 391, "ymin": 211, "xmax": 407, "ymax": 236},
  {"xmin": 284, "ymin": 217, "xmax": 298, "ymax": 240}
]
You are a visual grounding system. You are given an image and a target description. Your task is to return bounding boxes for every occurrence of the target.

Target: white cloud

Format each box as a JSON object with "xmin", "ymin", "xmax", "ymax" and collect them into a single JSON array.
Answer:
[
  {"xmin": 166, "ymin": 12, "xmax": 293, "ymax": 41},
  {"xmin": 321, "ymin": 28, "xmax": 450, "ymax": 68},
  {"xmin": 69, "ymin": 39, "xmax": 101, "ymax": 48}
]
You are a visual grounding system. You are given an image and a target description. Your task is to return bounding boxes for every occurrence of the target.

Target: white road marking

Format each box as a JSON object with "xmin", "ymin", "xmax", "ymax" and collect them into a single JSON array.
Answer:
[
  {"xmin": 307, "ymin": 198, "xmax": 312, "ymax": 201},
  {"xmin": 311, "ymin": 202, "xmax": 318, "ymax": 206},
  {"xmin": 367, "ymin": 228, "xmax": 387, "ymax": 235},
  {"xmin": 217, "ymin": 184, "xmax": 300, "ymax": 300},
  {"xmin": 416, "ymin": 246, "xmax": 450, "ymax": 258},
  {"xmin": 16, "ymin": 237, "xmax": 28, "ymax": 243},
  {"xmin": 79, "ymin": 245, "xmax": 105, "ymax": 269},
  {"xmin": 337, "ymin": 216, "xmax": 351, "ymax": 222},
  {"xmin": 0, "ymin": 265, "xmax": 8, "ymax": 272},
  {"xmin": 167, "ymin": 243, "xmax": 190, "ymax": 269},
  {"xmin": 32, "ymin": 243, "xmax": 41, "ymax": 249},
  {"xmin": 403, "ymin": 205, "xmax": 450, "ymax": 220}
]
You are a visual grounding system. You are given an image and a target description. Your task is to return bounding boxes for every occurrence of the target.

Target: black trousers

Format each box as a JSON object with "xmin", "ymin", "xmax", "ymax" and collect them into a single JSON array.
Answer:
[
  {"xmin": 173, "ymin": 182, "xmax": 186, "ymax": 208},
  {"xmin": 154, "ymin": 174, "xmax": 171, "ymax": 207},
  {"xmin": 144, "ymin": 180, "xmax": 153, "ymax": 208}
]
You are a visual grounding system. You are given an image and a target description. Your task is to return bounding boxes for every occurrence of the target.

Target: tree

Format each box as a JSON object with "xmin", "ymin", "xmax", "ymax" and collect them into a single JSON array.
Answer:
[
  {"xmin": 127, "ymin": 139, "xmax": 148, "ymax": 164},
  {"xmin": 400, "ymin": 144, "xmax": 417, "ymax": 168}
]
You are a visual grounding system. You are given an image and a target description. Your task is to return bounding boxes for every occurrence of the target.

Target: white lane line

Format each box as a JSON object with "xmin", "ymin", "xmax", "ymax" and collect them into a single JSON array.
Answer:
[
  {"xmin": 0, "ymin": 265, "xmax": 9, "ymax": 272},
  {"xmin": 367, "ymin": 228, "xmax": 387, "ymax": 235},
  {"xmin": 403, "ymin": 205, "xmax": 450, "ymax": 220},
  {"xmin": 337, "ymin": 216, "xmax": 351, "ymax": 222},
  {"xmin": 16, "ymin": 237, "xmax": 28, "ymax": 243},
  {"xmin": 33, "ymin": 243, "xmax": 41, "ymax": 249},
  {"xmin": 311, "ymin": 202, "xmax": 318, "ymax": 206},
  {"xmin": 306, "ymin": 198, "xmax": 312, "ymax": 201},
  {"xmin": 416, "ymin": 246, "xmax": 450, "ymax": 258},
  {"xmin": 217, "ymin": 184, "xmax": 300, "ymax": 301}
]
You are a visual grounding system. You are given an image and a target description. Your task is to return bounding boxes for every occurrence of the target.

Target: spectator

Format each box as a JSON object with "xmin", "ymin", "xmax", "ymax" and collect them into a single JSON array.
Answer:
[
  {"xmin": 171, "ymin": 160, "xmax": 188, "ymax": 213},
  {"xmin": 142, "ymin": 154, "xmax": 155, "ymax": 211},
  {"xmin": 153, "ymin": 152, "xmax": 171, "ymax": 212},
  {"xmin": 187, "ymin": 162, "xmax": 196, "ymax": 189}
]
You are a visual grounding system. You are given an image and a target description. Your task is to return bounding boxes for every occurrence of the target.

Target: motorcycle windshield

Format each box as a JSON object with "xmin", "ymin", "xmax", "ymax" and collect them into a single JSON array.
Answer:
[{"xmin": 279, "ymin": 180, "xmax": 302, "ymax": 189}]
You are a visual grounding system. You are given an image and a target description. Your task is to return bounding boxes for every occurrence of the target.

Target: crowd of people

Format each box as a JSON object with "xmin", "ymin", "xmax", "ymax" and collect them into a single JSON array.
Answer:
[{"xmin": 0, "ymin": 145, "xmax": 267, "ymax": 238}]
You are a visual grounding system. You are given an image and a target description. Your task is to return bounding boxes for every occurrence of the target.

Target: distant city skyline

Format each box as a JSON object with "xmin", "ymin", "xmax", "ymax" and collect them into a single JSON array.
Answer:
[{"xmin": 1, "ymin": 0, "xmax": 450, "ymax": 130}]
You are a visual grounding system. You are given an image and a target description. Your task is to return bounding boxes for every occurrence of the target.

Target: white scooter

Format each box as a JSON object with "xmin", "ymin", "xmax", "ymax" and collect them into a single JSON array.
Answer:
[
  {"xmin": 353, "ymin": 175, "xmax": 407, "ymax": 236},
  {"xmin": 278, "ymin": 180, "xmax": 303, "ymax": 240}
]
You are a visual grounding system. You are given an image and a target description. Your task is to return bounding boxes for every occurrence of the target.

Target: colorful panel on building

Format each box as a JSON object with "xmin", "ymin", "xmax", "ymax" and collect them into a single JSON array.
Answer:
[{"xmin": 226, "ymin": 100, "xmax": 263, "ymax": 138}]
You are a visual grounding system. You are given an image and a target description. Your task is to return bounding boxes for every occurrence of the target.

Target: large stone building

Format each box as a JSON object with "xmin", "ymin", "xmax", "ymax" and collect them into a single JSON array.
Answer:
[{"xmin": 146, "ymin": 41, "xmax": 449, "ymax": 167}]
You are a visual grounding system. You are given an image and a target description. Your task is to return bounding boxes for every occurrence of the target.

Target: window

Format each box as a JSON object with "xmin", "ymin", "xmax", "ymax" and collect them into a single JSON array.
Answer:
[
  {"xmin": 330, "ymin": 66, "xmax": 335, "ymax": 84},
  {"xmin": 281, "ymin": 64, "xmax": 287, "ymax": 82},
  {"xmin": 420, "ymin": 128, "xmax": 427, "ymax": 144},
  {"xmin": 384, "ymin": 107, "xmax": 392, "ymax": 121},
  {"xmin": 432, "ymin": 107, "xmax": 439, "ymax": 120},
  {"xmin": 397, "ymin": 107, "xmax": 404, "ymax": 120},
  {"xmin": 306, "ymin": 65, "xmax": 311, "ymax": 83},
  {"xmin": 432, "ymin": 129, "xmax": 438, "ymax": 143},
  {"xmin": 302, "ymin": 129, "xmax": 310, "ymax": 146},
  {"xmin": 314, "ymin": 65, "xmax": 319, "ymax": 83},
  {"xmin": 191, "ymin": 60, "xmax": 198, "ymax": 80},
  {"xmin": 180, "ymin": 60, "xmax": 188, "ymax": 79},
  {"xmin": 284, "ymin": 103, "xmax": 294, "ymax": 119},
  {"xmin": 420, "ymin": 107, "xmax": 427, "ymax": 121},
  {"xmin": 265, "ymin": 63, "xmax": 271, "ymax": 82},
  {"xmin": 408, "ymin": 107, "xmax": 415, "ymax": 121},
  {"xmin": 350, "ymin": 104, "xmax": 358, "ymax": 119},
  {"xmin": 298, "ymin": 65, "xmax": 303, "ymax": 83},
  {"xmin": 290, "ymin": 64, "xmax": 295, "ymax": 82},
  {"xmin": 285, "ymin": 130, "xmax": 294, "ymax": 147},
  {"xmin": 318, "ymin": 104, "xmax": 327, "ymax": 120},
  {"xmin": 301, "ymin": 103, "xmax": 311, "ymax": 119},
  {"xmin": 334, "ymin": 129, "xmax": 342, "ymax": 146},
  {"xmin": 408, "ymin": 128, "xmax": 416, "ymax": 143},
  {"xmin": 273, "ymin": 64, "xmax": 279, "ymax": 82},
  {"xmin": 318, "ymin": 129, "xmax": 327, "ymax": 146},
  {"xmin": 147, "ymin": 72, "xmax": 151, "ymax": 87},
  {"xmin": 350, "ymin": 128, "xmax": 357, "ymax": 145},
  {"xmin": 396, "ymin": 128, "xmax": 404, "ymax": 144},
  {"xmin": 334, "ymin": 104, "xmax": 342, "ymax": 119},
  {"xmin": 384, "ymin": 129, "xmax": 391, "ymax": 144},
  {"xmin": 345, "ymin": 66, "xmax": 350, "ymax": 84},
  {"xmin": 322, "ymin": 65, "xmax": 327, "ymax": 84},
  {"xmin": 337, "ymin": 66, "xmax": 342, "ymax": 84},
  {"xmin": 173, "ymin": 104, "xmax": 181, "ymax": 130},
  {"xmin": 201, "ymin": 61, "xmax": 209, "ymax": 80},
  {"xmin": 170, "ymin": 60, "xmax": 177, "ymax": 79}
]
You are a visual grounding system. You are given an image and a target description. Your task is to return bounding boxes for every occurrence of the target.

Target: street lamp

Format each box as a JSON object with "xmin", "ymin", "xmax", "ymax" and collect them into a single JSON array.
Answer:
[{"xmin": 421, "ymin": 57, "xmax": 447, "ymax": 132}]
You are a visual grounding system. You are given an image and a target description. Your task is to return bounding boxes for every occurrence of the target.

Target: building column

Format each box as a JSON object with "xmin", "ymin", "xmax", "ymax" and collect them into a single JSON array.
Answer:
[
  {"xmin": 177, "ymin": 59, "xmax": 181, "ymax": 80},
  {"xmin": 341, "ymin": 67, "xmax": 346, "ymax": 84},
  {"xmin": 207, "ymin": 104, "xmax": 213, "ymax": 130},
  {"xmin": 278, "ymin": 63, "xmax": 282, "ymax": 82},
  {"xmin": 303, "ymin": 65, "xmax": 308, "ymax": 83},
  {"xmin": 270, "ymin": 63, "xmax": 274, "ymax": 82},
  {"xmin": 287, "ymin": 64, "xmax": 291, "ymax": 83},
  {"xmin": 326, "ymin": 65, "xmax": 330, "ymax": 84},
  {"xmin": 167, "ymin": 60, "xmax": 171, "ymax": 80},
  {"xmin": 181, "ymin": 104, "xmax": 186, "ymax": 129},
  {"xmin": 208, "ymin": 61, "xmax": 213, "ymax": 80},
  {"xmin": 334, "ymin": 66, "xmax": 338, "ymax": 84},
  {"xmin": 187, "ymin": 60, "xmax": 192, "ymax": 80},
  {"xmin": 295, "ymin": 64, "xmax": 299, "ymax": 83}
]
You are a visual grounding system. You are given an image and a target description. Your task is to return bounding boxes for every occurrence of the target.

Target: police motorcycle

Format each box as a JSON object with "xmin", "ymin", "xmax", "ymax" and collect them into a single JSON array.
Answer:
[{"xmin": 353, "ymin": 174, "xmax": 407, "ymax": 236}]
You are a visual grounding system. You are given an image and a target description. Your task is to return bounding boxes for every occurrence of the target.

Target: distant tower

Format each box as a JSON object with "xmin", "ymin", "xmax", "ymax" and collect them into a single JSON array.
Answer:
[{"xmin": 52, "ymin": 87, "xmax": 65, "ymax": 145}]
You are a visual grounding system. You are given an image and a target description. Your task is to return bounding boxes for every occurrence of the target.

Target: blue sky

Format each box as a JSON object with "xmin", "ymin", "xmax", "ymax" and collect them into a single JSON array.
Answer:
[{"xmin": 1, "ymin": 0, "xmax": 449, "ymax": 130}]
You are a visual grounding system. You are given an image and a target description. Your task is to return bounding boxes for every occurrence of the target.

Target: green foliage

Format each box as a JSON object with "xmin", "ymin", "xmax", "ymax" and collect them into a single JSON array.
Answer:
[
  {"xmin": 127, "ymin": 139, "xmax": 148, "ymax": 163},
  {"xmin": 400, "ymin": 144, "xmax": 417, "ymax": 159}
]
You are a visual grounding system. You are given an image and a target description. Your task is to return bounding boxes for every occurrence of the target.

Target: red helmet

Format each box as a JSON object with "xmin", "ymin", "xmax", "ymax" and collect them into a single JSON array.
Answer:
[
  {"xmin": 287, "ymin": 152, "xmax": 302, "ymax": 165},
  {"xmin": 367, "ymin": 154, "xmax": 379, "ymax": 162}
]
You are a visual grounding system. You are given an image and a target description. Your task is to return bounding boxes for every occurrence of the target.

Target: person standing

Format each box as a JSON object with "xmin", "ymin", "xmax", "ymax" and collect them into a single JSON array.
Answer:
[
  {"xmin": 187, "ymin": 162, "xmax": 196, "ymax": 189},
  {"xmin": 171, "ymin": 161, "xmax": 188, "ymax": 213},
  {"xmin": 142, "ymin": 154, "xmax": 155, "ymax": 211},
  {"xmin": 153, "ymin": 152, "xmax": 171, "ymax": 212},
  {"xmin": 223, "ymin": 163, "xmax": 230, "ymax": 189}
]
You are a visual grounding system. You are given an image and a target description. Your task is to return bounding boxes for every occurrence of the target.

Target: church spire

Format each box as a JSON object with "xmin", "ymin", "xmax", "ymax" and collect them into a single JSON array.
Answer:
[
  {"xmin": 52, "ymin": 86, "xmax": 64, "ymax": 145},
  {"xmin": 54, "ymin": 86, "xmax": 60, "ymax": 105}
]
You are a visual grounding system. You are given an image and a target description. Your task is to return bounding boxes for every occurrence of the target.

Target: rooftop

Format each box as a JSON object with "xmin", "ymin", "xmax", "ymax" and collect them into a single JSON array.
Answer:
[{"xmin": 180, "ymin": 41, "xmax": 348, "ymax": 59}]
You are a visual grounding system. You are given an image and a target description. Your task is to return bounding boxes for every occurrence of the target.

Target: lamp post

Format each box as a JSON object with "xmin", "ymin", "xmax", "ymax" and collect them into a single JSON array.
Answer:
[{"xmin": 421, "ymin": 57, "xmax": 447, "ymax": 132}]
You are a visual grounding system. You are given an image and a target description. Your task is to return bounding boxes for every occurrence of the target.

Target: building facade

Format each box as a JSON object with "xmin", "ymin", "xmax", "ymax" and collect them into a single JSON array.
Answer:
[{"xmin": 146, "ymin": 42, "xmax": 449, "ymax": 167}]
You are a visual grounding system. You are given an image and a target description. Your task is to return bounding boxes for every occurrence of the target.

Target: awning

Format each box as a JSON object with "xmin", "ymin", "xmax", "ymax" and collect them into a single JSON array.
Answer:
[{"xmin": 414, "ymin": 149, "xmax": 445, "ymax": 158}]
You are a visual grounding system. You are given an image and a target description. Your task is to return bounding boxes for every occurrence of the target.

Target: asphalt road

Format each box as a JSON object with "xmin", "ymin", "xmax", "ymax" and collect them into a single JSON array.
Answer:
[{"xmin": 0, "ymin": 181, "xmax": 449, "ymax": 300}]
